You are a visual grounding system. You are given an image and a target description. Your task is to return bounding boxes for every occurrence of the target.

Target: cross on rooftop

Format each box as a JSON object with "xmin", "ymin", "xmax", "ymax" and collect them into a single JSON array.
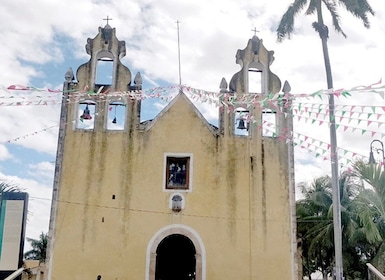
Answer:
[
  {"xmin": 251, "ymin": 27, "xmax": 259, "ymax": 36},
  {"xmin": 103, "ymin": 16, "xmax": 113, "ymax": 25}
]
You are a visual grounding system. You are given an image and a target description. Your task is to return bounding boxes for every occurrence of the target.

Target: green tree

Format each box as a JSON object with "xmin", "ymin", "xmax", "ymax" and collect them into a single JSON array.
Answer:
[
  {"xmin": 297, "ymin": 173, "xmax": 370, "ymax": 279},
  {"xmin": 24, "ymin": 232, "xmax": 48, "ymax": 263},
  {"xmin": 297, "ymin": 176, "xmax": 334, "ymax": 279},
  {"xmin": 353, "ymin": 160, "xmax": 385, "ymax": 273}
]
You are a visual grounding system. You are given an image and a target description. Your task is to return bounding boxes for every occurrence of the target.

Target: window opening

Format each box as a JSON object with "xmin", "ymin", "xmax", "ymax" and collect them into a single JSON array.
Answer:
[
  {"xmin": 262, "ymin": 109, "xmax": 277, "ymax": 137},
  {"xmin": 96, "ymin": 58, "xmax": 113, "ymax": 85},
  {"xmin": 248, "ymin": 68, "xmax": 262, "ymax": 94},
  {"xmin": 234, "ymin": 107, "xmax": 250, "ymax": 136},
  {"xmin": 166, "ymin": 157, "xmax": 190, "ymax": 190},
  {"xmin": 77, "ymin": 101, "xmax": 96, "ymax": 130},
  {"xmin": 106, "ymin": 101, "xmax": 126, "ymax": 130}
]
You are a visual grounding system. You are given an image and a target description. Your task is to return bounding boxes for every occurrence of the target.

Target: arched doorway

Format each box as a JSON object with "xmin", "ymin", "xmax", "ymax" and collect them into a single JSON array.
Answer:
[
  {"xmin": 146, "ymin": 224, "xmax": 206, "ymax": 280},
  {"xmin": 155, "ymin": 234, "xmax": 196, "ymax": 280}
]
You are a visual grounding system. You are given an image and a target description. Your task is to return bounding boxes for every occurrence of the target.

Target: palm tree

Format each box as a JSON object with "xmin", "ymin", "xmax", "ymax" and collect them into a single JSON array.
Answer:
[
  {"xmin": 277, "ymin": 1, "xmax": 375, "ymax": 278},
  {"xmin": 297, "ymin": 173, "xmax": 370, "ymax": 279},
  {"xmin": 297, "ymin": 176, "xmax": 334, "ymax": 279},
  {"xmin": 24, "ymin": 232, "xmax": 48, "ymax": 263},
  {"xmin": 353, "ymin": 160, "xmax": 385, "ymax": 273},
  {"xmin": 277, "ymin": 0, "xmax": 374, "ymax": 89}
]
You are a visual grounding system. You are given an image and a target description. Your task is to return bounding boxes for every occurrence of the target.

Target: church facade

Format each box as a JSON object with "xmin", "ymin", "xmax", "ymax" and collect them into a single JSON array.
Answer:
[{"xmin": 46, "ymin": 24, "xmax": 297, "ymax": 279}]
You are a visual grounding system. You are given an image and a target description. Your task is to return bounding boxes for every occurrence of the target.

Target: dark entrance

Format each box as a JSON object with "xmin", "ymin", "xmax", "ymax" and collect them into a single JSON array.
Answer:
[{"xmin": 155, "ymin": 234, "xmax": 196, "ymax": 280}]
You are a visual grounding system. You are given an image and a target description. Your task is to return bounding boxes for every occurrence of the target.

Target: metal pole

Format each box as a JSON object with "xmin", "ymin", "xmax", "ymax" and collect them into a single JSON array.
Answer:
[
  {"xmin": 4, "ymin": 268, "xmax": 24, "ymax": 280},
  {"xmin": 328, "ymin": 92, "xmax": 344, "ymax": 280},
  {"xmin": 367, "ymin": 263, "xmax": 385, "ymax": 280},
  {"xmin": 176, "ymin": 20, "xmax": 182, "ymax": 86}
]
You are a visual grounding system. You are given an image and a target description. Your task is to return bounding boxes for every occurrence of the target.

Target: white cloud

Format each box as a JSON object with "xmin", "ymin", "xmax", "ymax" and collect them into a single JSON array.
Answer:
[
  {"xmin": 0, "ymin": 144, "xmax": 12, "ymax": 161},
  {"xmin": 0, "ymin": 0, "xmax": 384, "ymax": 247},
  {"xmin": 28, "ymin": 161, "xmax": 55, "ymax": 180},
  {"xmin": 0, "ymin": 107, "xmax": 60, "ymax": 155}
]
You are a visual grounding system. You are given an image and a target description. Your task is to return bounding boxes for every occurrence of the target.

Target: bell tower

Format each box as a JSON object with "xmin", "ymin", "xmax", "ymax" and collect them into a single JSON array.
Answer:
[
  {"xmin": 67, "ymin": 23, "xmax": 142, "ymax": 132},
  {"xmin": 76, "ymin": 22, "xmax": 131, "ymax": 92},
  {"xmin": 219, "ymin": 35, "xmax": 282, "ymax": 138},
  {"xmin": 47, "ymin": 23, "xmax": 143, "ymax": 280},
  {"xmin": 217, "ymin": 34, "xmax": 297, "ymax": 280}
]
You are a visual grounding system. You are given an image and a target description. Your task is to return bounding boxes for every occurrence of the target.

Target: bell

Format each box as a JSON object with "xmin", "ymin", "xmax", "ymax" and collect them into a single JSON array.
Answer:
[
  {"xmin": 112, "ymin": 117, "xmax": 117, "ymax": 124},
  {"xmin": 80, "ymin": 105, "xmax": 92, "ymax": 120},
  {"xmin": 237, "ymin": 119, "xmax": 247, "ymax": 130}
]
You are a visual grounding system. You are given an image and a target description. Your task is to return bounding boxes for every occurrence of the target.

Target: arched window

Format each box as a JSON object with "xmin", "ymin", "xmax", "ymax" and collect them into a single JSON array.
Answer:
[
  {"xmin": 262, "ymin": 109, "xmax": 277, "ymax": 137},
  {"xmin": 248, "ymin": 67, "xmax": 263, "ymax": 94},
  {"xmin": 106, "ymin": 101, "xmax": 126, "ymax": 130},
  {"xmin": 96, "ymin": 59, "xmax": 113, "ymax": 85},
  {"xmin": 234, "ymin": 107, "xmax": 250, "ymax": 136},
  {"xmin": 95, "ymin": 51, "xmax": 114, "ymax": 89},
  {"xmin": 76, "ymin": 101, "xmax": 96, "ymax": 130}
]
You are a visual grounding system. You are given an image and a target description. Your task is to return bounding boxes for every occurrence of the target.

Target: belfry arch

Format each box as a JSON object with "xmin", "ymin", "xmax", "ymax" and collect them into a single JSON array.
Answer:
[{"xmin": 146, "ymin": 224, "xmax": 206, "ymax": 280}]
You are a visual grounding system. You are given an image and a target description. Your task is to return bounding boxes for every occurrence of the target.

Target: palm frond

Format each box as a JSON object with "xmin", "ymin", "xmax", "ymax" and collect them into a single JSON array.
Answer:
[
  {"xmin": 24, "ymin": 232, "xmax": 48, "ymax": 263},
  {"xmin": 305, "ymin": 0, "xmax": 317, "ymax": 15},
  {"xmin": 371, "ymin": 243, "xmax": 385, "ymax": 273},
  {"xmin": 276, "ymin": 0, "xmax": 309, "ymax": 42},
  {"xmin": 354, "ymin": 197, "xmax": 382, "ymax": 243},
  {"xmin": 0, "ymin": 182, "xmax": 22, "ymax": 193},
  {"xmin": 353, "ymin": 160, "xmax": 385, "ymax": 201},
  {"xmin": 338, "ymin": 0, "xmax": 374, "ymax": 28},
  {"xmin": 322, "ymin": 0, "xmax": 346, "ymax": 37},
  {"xmin": 0, "ymin": 182, "xmax": 22, "ymax": 205}
]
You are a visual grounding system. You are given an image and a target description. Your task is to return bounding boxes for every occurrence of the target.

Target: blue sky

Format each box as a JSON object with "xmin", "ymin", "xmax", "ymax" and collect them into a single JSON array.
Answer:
[{"xmin": 1, "ymin": 0, "xmax": 385, "ymax": 247}]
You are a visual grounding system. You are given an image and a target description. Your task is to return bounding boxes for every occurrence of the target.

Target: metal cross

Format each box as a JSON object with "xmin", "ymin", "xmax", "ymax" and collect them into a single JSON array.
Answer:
[
  {"xmin": 251, "ymin": 27, "xmax": 259, "ymax": 36},
  {"xmin": 103, "ymin": 16, "xmax": 113, "ymax": 25},
  {"xmin": 176, "ymin": 20, "xmax": 182, "ymax": 86}
]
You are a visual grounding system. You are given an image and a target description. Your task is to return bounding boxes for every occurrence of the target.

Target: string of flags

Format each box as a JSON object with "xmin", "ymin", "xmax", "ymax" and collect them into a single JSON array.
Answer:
[
  {"xmin": 3, "ymin": 114, "xmax": 369, "ymax": 169},
  {"xmin": 261, "ymin": 121, "xmax": 366, "ymax": 168},
  {"xmin": 1, "ymin": 79, "xmax": 385, "ymax": 168},
  {"xmin": 1, "ymin": 78, "xmax": 385, "ymax": 105},
  {"xmin": 293, "ymin": 131, "xmax": 365, "ymax": 167},
  {"xmin": 5, "ymin": 125, "xmax": 59, "ymax": 143},
  {"xmin": 4, "ymin": 111, "xmax": 372, "ymax": 169},
  {"xmin": 290, "ymin": 109, "xmax": 385, "ymax": 137}
]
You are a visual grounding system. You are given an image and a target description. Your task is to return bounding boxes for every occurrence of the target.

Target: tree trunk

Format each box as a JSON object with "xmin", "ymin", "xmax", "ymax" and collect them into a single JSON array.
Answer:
[{"xmin": 315, "ymin": 1, "xmax": 343, "ymax": 280}]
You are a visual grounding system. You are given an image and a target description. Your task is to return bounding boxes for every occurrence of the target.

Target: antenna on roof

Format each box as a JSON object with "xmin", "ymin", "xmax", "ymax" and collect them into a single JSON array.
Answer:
[{"xmin": 176, "ymin": 20, "xmax": 182, "ymax": 87}]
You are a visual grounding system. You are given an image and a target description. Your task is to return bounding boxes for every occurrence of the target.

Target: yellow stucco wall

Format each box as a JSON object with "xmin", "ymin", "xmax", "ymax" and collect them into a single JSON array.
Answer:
[
  {"xmin": 47, "ymin": 25, "xmax": 296, "ymax": 280},
  {"xmin": 49, "ymin": 92, "xmax": 294, "ymax": 279}
]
